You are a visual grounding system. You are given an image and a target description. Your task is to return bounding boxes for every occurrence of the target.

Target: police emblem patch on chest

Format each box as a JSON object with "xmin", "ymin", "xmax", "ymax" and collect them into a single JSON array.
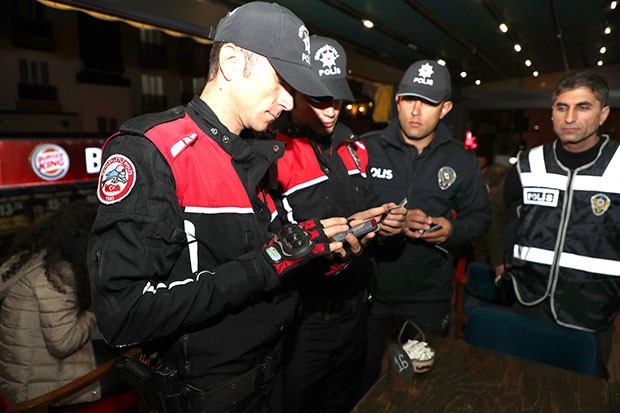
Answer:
[
  {"xmin": 591, "ymin": 193, "xmax": 611, "ymax": 216},
  {"xmin": 97, "ymin": 154, "xmax": 136, "ymax": 205},
  {"xmin": 437, "ymin": 166, "xmax": 456, "ymax": 190}
]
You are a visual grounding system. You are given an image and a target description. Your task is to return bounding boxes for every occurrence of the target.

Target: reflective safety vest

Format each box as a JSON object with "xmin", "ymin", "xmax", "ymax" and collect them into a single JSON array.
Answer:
[{"xmin": 511, "ymin": 136, "xmax": 620, "ymax": 332}]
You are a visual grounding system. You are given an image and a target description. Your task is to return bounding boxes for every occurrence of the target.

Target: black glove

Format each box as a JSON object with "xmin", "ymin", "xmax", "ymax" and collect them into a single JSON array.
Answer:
[{"xmin": 263, "ymin": 220, "xmax": 330, "ymax": 278}]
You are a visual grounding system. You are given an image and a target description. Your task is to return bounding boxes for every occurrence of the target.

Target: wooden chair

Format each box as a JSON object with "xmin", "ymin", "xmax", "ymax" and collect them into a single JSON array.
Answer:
[
  {"xmin": 8, "ymin": 347, "xmax": 143, "ymax": 413},
  {"xmin": 463, "ymin": 306, "xmax": 597, "ymax": 375}
]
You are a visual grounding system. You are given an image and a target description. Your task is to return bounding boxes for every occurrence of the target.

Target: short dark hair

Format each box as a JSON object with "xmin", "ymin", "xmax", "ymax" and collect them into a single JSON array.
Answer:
[
  {"xmin": 552, "ymin": 70, "xmax": 609, "ymax": 107},
  {"xmin": 1, "ymin": 200, "xmax": 98, "ymax": 313},
  {"xmin": 207, "ymin": 42, "xmax": 223, "ymax": 81}
]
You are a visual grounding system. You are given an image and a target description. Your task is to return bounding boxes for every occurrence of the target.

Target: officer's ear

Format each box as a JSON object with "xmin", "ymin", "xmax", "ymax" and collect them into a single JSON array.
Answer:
[
  {"xmin": 439, "ymin": 100, "xmax": 453, "ymax": 119},
  {"xmin": 218, "ymin": 43, "xmax": 244, "ymax": 81},
  {"xmin": 599, "ymin": 105, "xmax": 610, "ymax": 126}
]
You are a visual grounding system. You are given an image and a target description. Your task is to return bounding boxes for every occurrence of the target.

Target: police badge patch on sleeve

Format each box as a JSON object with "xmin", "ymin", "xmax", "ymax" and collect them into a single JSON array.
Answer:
[
  {"xmin": 591, "ymin": 193, "xmax": 610, "ymax": 216},
  {"xmin": 437, "ymin": 166, "xmax": 456, "ymax": 190},
  {"xmin": 97, "ymin": 154, "xmax": 136, "ymax": 204}
]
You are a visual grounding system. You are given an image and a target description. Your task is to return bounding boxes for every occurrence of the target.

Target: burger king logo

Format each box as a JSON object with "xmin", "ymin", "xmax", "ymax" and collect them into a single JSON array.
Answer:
[
  {"xmin": 98, "ymin": 154, "xmax": 136, "ymax": 204},
  {"xmin": 30, "ymin": 144, "xmax": 70, "ymax": 181}
]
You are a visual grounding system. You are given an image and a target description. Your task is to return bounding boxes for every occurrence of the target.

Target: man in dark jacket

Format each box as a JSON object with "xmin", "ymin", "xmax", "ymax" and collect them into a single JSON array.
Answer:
[
  {"xmin": 269, "ymin": 36, "xmax": 406, "ymax": 412},
  {"xmin": 503, "ymin": 70, "xmax": 619, "ymax": 378},
  {"xmin": 359, "ymin": 60, "xmax": 491, "ymax": 394},
  {"xmin": 87, "ymin": 3, "xmax": 354, "ymax": 412}
]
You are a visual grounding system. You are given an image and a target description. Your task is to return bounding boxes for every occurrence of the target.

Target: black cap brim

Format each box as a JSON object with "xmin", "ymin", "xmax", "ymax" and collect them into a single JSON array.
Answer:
[
  {"xmin": 396, "ymin": 92, "xmax": 443, "ymax": 105},
  {"xmin": 269, "ymin": 57, "xmax": 333, "ymax": 100},
  {"xmin": 321, "ymin": 77, "xmax": 354, "ymax": 102}
]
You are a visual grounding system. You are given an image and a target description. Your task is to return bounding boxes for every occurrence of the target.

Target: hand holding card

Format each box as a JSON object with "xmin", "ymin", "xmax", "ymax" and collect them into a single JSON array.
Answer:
[{"xmin": 386, "ymin": 197, "xmax": 408, "ymax": 213}]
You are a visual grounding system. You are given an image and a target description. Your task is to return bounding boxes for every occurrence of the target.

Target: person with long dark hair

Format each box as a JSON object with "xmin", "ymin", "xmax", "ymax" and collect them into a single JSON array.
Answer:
[{"xmin": 0, "ymin": 201, "xmax": 100, "ymax": 405}]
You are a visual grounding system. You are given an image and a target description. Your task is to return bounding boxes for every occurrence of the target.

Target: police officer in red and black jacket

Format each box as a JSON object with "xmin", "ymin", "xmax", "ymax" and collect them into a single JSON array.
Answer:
[
  {"xmin": 87, "ymin": 4, "xmax": 355, "ymax": 412},
  {"xmin": 267, "ymin": 36, "xmax": 406, "ymax": 412}
]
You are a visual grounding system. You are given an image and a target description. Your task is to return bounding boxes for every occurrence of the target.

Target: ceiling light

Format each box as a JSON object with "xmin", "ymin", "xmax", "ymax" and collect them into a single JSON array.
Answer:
[
  {"xmin": 437, "ymin": 59, "xmax": 446, "ymax": 66},
  {"xmin": 460, "ymin": 71, "xmax": 467, "ymax": 78},
  {"xmin": 597, "ymin": 60, "xmax": 604, "ymax": 66},
  {"xmin": 514, "ymin": 44, "xmax": 522, "ymax": 52},
  {"xmin": 533, "ymin": 71, "xmax": 539, "ymax": 77},
  {"xmin": 525, "ymin": 59, "xmax": 532, "ymax": 67},
  {"xmin": 499, "ymin": 23, "xmax": 508, "ymax": 33},
  {"xmin": 475, "ymin": 79, "xmax": 481, "ymax": 85},
  {"xmin": 612, "ymin": 1, "xmax": 617, "ymax": 10},
  {"xmin": 605, "ymin": 26, "xmax": 612, "ymax": 35},
  {"xmin": 346, "ymin": 104, "xmax": 353, "ymax": 110},
  {"xmin": 362, "ymin": 19, "xmax": 374, "ymax": 29},
  {"xmin": 600, "ymin": 46, "xmax": 607, "ymax": 54}
]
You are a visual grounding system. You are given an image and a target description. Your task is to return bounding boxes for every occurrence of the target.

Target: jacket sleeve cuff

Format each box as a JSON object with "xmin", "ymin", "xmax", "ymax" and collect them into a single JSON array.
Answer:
[{"xmin": 238, "ymin": 251, "xmax": 282, "ymax": 294}]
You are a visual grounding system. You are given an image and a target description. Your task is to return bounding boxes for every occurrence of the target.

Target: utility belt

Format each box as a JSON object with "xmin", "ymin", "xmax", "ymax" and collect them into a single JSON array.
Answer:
[
  {"xmin": 302, "ymin": 288, "xmax": 369, "ymax": 320},
  {"xmin": 184, "ymin": 344, "xmax": 280, "ymax": 412},
  {"xmin": 113, "ymin": 341, "xmax": 282, "ymax": 413}
]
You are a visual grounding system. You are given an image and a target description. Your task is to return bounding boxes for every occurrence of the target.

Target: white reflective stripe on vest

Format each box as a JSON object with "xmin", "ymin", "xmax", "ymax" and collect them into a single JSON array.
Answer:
[
  {"xmin": 513, "ymin": 245, "xmax": 620, "ymax": 276},
  {"xmin": 574, "ymin": 145, "xmax": 620, "ymax": 193},
  {"xmin": 529, "ymin": 145, "xmax": 546, "ymax": 172},
  {"xmin": 520, "ymin": 143, "xmax": 620, "ymax": 194},
  {"xmin": 520, "ymin": 146, "xmax": 567, "ymax": 188},
  {"xmin": 520, "ymin": 173, "xmax": 567, "ymax": 191}
]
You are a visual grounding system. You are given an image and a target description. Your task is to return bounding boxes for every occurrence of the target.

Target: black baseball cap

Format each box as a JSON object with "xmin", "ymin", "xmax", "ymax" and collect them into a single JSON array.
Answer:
[
  {"xmin": 214, "ymin": 2, "xmax": 332, "ymax": 99},
  {"xmin": 397, "ymin": 59, "xmax": 452, "ymax": 104},
  {"xmin": 310, "ymin": 36, "xmax": 354, "ymax": 102}
]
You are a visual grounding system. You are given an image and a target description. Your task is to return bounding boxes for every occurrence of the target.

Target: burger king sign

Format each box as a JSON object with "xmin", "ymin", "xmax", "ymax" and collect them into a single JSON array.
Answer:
[{"xmin": 30, "ymin": 143, "xmax": 70, "ymax": 181}]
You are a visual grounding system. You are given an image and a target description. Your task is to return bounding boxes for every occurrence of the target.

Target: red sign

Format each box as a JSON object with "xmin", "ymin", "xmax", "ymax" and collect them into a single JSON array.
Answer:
[
  {"xmin": 0, "ymin": 138, "xmax": 105, "ymax": 189},
  {"xmin": 464, "ymin": 130, "xmax": 478, "ymax": 150}
]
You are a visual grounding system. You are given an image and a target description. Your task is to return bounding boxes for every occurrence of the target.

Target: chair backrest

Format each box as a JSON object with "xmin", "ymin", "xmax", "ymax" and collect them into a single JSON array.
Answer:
[
  {"xmin": 465, "ymin": 262, "xmax": 497, "ymax": 302},
  {"xmin": 454, "ymin": 261, "xmax": 498, "ymax": 340},
  {"xmin": 463, "ymin": 306, "xmax": 597, "ymax": 375}
]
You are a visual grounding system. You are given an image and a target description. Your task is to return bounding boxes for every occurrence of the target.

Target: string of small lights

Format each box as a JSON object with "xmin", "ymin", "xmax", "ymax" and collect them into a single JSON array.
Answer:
[{"xmin": 597, "ymin": 1, "xmax": 617, "ymax": 66}]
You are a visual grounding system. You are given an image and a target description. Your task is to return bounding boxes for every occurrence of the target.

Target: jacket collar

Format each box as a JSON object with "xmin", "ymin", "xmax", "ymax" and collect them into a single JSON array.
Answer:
[{"xmin": 187, "ymin": 96, "xmax": 284, "ymax": 165}]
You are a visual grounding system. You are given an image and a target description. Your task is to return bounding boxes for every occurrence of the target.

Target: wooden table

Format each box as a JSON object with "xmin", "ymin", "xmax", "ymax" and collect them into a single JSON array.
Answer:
[{"xmin": 353, "ymin": 335, "xmax": 612, "ymax": 413}]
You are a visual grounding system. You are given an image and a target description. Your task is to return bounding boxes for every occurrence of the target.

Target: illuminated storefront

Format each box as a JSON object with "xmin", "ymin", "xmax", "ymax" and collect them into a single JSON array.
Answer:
[{"xmin": 0, "ymin": 137, "xmax": 104, "ymax": 236}]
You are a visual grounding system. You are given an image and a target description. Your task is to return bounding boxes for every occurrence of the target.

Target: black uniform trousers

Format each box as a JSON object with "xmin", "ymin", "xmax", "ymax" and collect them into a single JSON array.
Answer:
[{"xmin": 282, "ymin": 294, "xmax": 368, "ymax": 413}]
